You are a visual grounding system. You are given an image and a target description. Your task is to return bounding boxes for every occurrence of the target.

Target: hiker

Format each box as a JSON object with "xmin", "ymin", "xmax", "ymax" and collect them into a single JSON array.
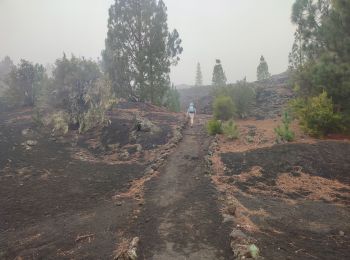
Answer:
[{"xmin": 187, "ymin": 102, "xmax": 196, "ymax": 127}]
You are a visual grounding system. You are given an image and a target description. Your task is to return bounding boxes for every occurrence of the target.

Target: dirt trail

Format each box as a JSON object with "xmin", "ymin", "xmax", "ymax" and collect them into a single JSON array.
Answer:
[{"xmin": 135, "ymin": 115, "xmax": 233, "ymax": 259}]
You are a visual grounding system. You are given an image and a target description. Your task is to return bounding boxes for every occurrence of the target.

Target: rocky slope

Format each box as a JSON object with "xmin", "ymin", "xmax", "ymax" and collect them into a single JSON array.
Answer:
[{"xmin": 179, "ymin": 72, "xmax": 294, "ymax": 119}]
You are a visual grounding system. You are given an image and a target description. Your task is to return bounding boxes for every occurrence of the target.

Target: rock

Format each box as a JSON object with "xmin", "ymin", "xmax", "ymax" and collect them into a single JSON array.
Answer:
[
  {"xmin": 246, "ymin": 136, "xmax": 254, "ymax": 143},
  {"xmin": 227, "ymin": 205, "xmax": 236, "ymax": 216},
  {"xmin": 115, "ymin": 201, "xmax": 123, "ymax": 206},
  {"xmin": 151, "ymin": 164, "xmax": 158, "ymax": 170},
  {"xmin": 160, "ymin": 152, "xmax": 169, "ymax": 160},
  {"xmin": 136, "ymin": 144, "xmax": 142, "ymax": 152},
  {"xmin": 230, "ymin": 229, "xmax": 248, "ymax": 241},
  {"xmin": 119, "ymin": 150, "xmax": 130, "ymax": 160},
  {"xmin": 145, "ymin": 168, "xmax": 154, "ymax": 175},
  {"xmin": 339, "ymin": 230, "xmax": 345, "ymax": 236},
  {"xmin": 134, "ymin": 116, "xmax": 159, "ymax": 133},
  {"xmin": 108, "ymin": 143, "xmax": 120, "ymax": 151},
  {"xmin": 129, "ymin": 131, "xmax": 138, "ymax": 142},
  {"xmin": 223, "ymin": 214, "xmax": 235, "ymax": 223},
  {"xmin": 26, "ymin": 140, "xmax": 38, "ymax": 146},
  {"xmin": 21, "ymin": 128, "xmax": 32, "ymax": 136}
]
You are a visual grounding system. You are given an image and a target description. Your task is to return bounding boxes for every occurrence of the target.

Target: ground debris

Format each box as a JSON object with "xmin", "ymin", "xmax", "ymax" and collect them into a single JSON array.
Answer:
[
  {"xmin": 75, "ymin": 233, "xmax": 94, "ymax": 243},
  {"xmin": 114, "ymin": 237, "xmax": 139, "ymax": 260}
]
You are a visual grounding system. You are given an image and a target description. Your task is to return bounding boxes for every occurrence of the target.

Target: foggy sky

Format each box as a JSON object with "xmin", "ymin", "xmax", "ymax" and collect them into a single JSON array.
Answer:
[{"xmin": 0, "ymin": 0, "xmax": 296, "ymax": 85}]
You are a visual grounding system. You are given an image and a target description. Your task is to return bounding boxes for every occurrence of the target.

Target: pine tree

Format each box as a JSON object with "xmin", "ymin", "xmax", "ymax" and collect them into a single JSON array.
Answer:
[
  {"xmin": 163, "ymin": 84, "xmax": 180, "ymax": 112},
  {"xmin": 195, "ymin": 62, "xmax": 203, "ymax": 86},
  {"xmin": 212, "ymin": 59, "xmax": 227, "ymax": 87},
  {"xmin": 5, "ymin": 60, "xmax": 46, "ymax": 106},
  {"xmin": 0, "ymin": 56, "xmax": 14, "ymax": 79},
  {"xmin": 103, "ymin": 0, "xmax": 183, "ymax": 105},
  {"xmin": 257, "ymin": 55, "xmax": 271, "ymax": 81},
  {"xmin": 289, "ymin": 0, "xmax": 350, "ymax": 111}
]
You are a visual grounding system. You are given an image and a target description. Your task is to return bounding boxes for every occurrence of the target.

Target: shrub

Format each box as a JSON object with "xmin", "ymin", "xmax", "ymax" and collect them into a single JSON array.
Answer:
[
  {"xmin": 79, "ymin": 78, "xmax": 117, "ymax": 133},
  {"xmin": 213, "ymin": 95, "xmax": 236, "ymax": 120},
  {"xmin": 230, "ymin": 80, "xmax": 256, "ymax": 118},
  {"xmin": 50, "ymin": 111, "xmax": 70, "ymax": 135},
  {"xmin": 274, "ymin": 112, "xmax": 295, "ymax": 142},
  {"xmin": 223, "ymin": 120, "xmax": 239, "ymax": 139},
  {"xmin": 213, "ymin": 79, "xmax": 256, "ymax": 118},
  {"xmin": 42, "ymin": 55, "xmax": 116, "ymax": 133},
  {"xmin": 5, "ymin": 59, "xmax": 46, "ymax": 107},
  {"xmin": 51, "ymin": 54, "xmax": 102, "ymax": 128},
  {"xmin": 290, "ymin": 92, "xmax": 342, "ymax": 137},
  {"xmin": 207, "ymin": 119, "xmax": 222, "ymax": 135}
]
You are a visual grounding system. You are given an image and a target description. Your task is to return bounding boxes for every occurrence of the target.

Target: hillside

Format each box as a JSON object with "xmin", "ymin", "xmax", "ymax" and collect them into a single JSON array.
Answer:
[{"xmin": 179, "ymin": 72, "xmax": 294, "ymax": 119}]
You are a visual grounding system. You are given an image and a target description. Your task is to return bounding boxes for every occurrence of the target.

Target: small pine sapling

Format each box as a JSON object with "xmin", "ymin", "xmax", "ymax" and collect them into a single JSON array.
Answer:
[{"xmin": 275, "ymin": 111, "xmax": 295, "ymax": 142}]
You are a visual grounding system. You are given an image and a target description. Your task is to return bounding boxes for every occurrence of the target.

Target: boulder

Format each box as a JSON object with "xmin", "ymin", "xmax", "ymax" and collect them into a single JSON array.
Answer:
[{"xmin": 134, "ymin": 116, "xmax": 159, "ymax": 133}]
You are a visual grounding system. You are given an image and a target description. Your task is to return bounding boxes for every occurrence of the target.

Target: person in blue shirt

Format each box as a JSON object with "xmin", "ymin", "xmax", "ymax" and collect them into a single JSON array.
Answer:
[{"xmin": 187, "ymin": 102, "xmax": 196, "ymax": 127}]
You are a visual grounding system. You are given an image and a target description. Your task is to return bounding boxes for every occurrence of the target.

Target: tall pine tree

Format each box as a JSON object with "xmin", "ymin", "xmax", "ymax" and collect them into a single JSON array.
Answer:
[
  {"xmin": 195, "ymin": 62, "xmax": 203, "ymax": 86},
  {"xmin": 212, "ymin": 59, "xmax": 227, "ymax": 87},
  {"xmin": 103, "ymin": 0, "xmax": 183, "ymax": 105},
  {"xmin": 257, "ymin": 55, "xmax": 271, "ymax": 81},
  {"xmin": 194, "ymin": 62, "xmax": 203, "ymax": 87}
]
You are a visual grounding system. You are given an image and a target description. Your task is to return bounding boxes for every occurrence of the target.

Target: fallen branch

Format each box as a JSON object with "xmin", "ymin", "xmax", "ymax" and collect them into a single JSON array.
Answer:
[{"xmin": 75, "ymin": 234, "xmax": 94, "ymax": 243}]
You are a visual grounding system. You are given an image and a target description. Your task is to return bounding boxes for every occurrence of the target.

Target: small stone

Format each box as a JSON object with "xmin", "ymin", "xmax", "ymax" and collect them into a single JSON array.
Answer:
[
  {"xmin": 115, "ymin": 202, "xmax": 122, "ymax": 206},
  {"xmin": 227, "ymin": 205, "xmax": 236, "ymax": 216},
  {"xmin": 222, "ymin": 214, "xmax": 235, "ymax": 223},
  {"xmin": 21, "ymin": 128, "xmax": 31, "ymax": 136},
  {"xmin": 26, "ymin": 140, "xmax": 38, "ymax": 146},
  {"xmin": 146, "ymin": 169, "xmax": 154, "ymax": 175},
  {"xmin": 339, "ymin": 231, "xmax": 345, "ymax": 236},
  {"xmin": 230, "ymin": 229, "xmax": 248, "ymax": 240},
  {"xmin": 136, "ymin": 144, "xmax": 142, "ymax": 152}
]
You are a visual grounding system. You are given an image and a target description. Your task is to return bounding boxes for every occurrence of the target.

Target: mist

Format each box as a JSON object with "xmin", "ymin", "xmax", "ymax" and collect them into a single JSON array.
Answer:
[{"xmin": 0, "ymin": 0, "xmax": 295, "ymax": 85}]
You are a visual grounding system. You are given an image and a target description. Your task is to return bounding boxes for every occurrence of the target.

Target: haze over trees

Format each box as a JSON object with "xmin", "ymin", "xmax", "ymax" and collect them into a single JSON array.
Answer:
[
  {"xmin": 0, "ymin": 0, "xmax": 183, "ymax": 135},
  {"xmin": 5, "ymin": 60, "xmax": 46, "ymax": 107},
  {"xmin": 195, "ymin": 62, "xmax": 203, "ymax": 86},
  {"xmin": 212, "ymin": 59, "xmax": 227, "ymax": 87},
  {"xmin": 256, "ymin": 55, "xmax": 270, "ymax": 81},
  {"xmin": 0, "ymin": 0, "xmax": 348, "ymax": 137},
  {"xmin": 102, "ymin": 0, "xmax": 183, "ymax": 105},
  {"xmin": 0, "ymin": 56, "xmax": 14, "ymax": 80}
]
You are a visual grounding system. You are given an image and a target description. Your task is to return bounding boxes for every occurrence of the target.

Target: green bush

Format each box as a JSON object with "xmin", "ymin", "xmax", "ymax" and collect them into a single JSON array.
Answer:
[
  {"xmin": 230, "ymin": 80, "xmax": 256, "ymax": 118},
  {"xmin": 213, "ymin": 95, "xmax": 236, "ymax": 120},
  {"xmin": 207, "ymin": 119, "xmax": 222, "ymax": 135},
  {"xmin": 274, "ymin": 112, "xmax": 295, "ymax": 142},
  {"xmin": 223, "ymin": 120, "xmax": 239, "ymax": 140},
  {"xmin": 213, "ymin": 79, "xmax": 256, "ymax": 118},
  {"xmin": 290, "ymin": 92, "xmax": 342, "ymax": 137}
]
